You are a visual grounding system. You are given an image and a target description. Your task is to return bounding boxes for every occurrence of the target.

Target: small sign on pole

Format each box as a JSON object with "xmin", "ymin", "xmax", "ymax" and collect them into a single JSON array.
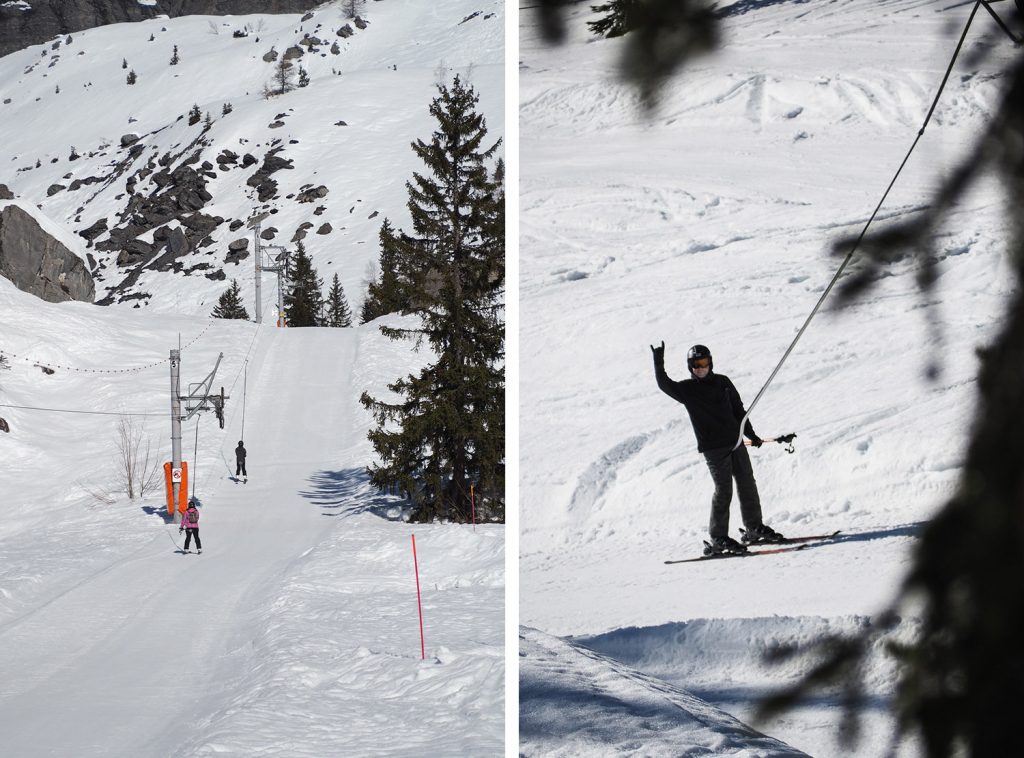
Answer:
[
  {"xmin": 412, "ymin": 534, "xmax": 425, "ymax": 660},
  {"xmin": 171, "ymin": 468, "xmax": 182, "ymax": 483}
]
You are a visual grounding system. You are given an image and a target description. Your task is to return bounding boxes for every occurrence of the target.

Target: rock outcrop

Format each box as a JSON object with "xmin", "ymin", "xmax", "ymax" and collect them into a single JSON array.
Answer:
[
  {"xmin": 0, "ymin": 1, "xmax": 319, "ymax": 59},
  {"xmin": 0, "ymin": 203, "xmax": 94, "ymax": 303}
]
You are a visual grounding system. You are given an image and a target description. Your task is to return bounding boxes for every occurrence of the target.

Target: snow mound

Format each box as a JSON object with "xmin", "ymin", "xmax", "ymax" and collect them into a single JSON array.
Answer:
[{"xmin": 520, "ymin": 626, "xmax": 810, "ymax": 757}]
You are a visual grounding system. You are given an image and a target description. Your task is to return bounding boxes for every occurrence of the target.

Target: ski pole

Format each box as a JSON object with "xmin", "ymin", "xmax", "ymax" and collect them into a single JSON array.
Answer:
[{"xmin": 743, "ymin": 433, "xmax": 798, "ymax": 453}]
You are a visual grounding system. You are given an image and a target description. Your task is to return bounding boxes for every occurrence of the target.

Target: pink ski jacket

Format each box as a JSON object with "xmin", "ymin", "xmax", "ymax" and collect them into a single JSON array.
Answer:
[{"xmin": 182, "ymin": 507, "xmax": 200, "ymax": 528}]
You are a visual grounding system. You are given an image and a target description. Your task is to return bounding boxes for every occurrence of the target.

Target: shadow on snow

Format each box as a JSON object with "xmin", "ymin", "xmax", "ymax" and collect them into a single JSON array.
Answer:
[{"xmin": 300, "ymin": 467, "xmax": 407, "ymax": 521}]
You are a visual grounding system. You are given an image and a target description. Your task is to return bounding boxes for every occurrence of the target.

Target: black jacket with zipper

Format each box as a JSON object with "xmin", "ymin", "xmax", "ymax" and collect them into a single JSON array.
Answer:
[{"xmin": 654, "ymin": 355, "xmax": 757, "ymax": 453}]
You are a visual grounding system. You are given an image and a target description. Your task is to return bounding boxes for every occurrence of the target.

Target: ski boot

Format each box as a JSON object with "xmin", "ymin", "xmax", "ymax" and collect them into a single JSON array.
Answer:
[
  {"xmin": 703, "ymin": 535, "xmax": 748, "ymax": 556},
  {"xmin": 741, "ymin": 524, "xmax": 786, "ymax": 545}
]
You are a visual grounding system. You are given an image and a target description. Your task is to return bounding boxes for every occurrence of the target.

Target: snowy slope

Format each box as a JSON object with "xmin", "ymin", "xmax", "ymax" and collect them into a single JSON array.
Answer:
[
  {"xmin": 520, "ymin": 626, "xmax": 810, "ymax": 757},
  {"xmin": 519, "ymin": 0, "xmax": 1016, "ymax": 755},
  {"xmin": 0, "ymin": 270, "xmax": 504, "ymax": 755},
  {"xmin": 0, "ymin": 0, "xmax": 503, "ymax": 314},
  {"xmin": 0, "ymin": 2, "xmax": 505, "ymax": 754}
]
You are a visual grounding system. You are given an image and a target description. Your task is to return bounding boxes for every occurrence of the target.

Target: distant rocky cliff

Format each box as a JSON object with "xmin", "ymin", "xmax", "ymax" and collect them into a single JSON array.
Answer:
[{"xmin": 0, "ymin": 0, "xmax": 318, "ymax": 58}]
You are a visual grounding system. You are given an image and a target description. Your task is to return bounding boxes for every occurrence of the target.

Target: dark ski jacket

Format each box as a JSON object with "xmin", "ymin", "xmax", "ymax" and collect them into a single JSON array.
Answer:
[
  {"xmin": 654, "ymin": 354, "xmax": 758, "ymax": 453},
  {"xmin": 235, "ymin": 443, "xmax": 246, "ymax": 462}
]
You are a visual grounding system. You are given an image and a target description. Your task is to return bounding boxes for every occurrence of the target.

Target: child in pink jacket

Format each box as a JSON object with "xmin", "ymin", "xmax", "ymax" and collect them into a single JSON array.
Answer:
[{"xmin": 179, "ymin": 501, "xmax": 202, "ymax": 554}]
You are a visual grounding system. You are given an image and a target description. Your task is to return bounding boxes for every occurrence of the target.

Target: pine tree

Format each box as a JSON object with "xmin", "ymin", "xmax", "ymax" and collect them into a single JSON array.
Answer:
[
  {"xmin": 587, "ymin": 0, "xmax": 638, "ymax": 38},
  {"xmin": 359, "ymin": 76, "xmax": 505, "ymax": 524},
  {"xmin": 211, "ymin": 279, "xmax": 249, "ymax": 320},
  {"xmin": 127, "ymin": 70, "xmax": 137, "ymax": 85},
  {"xmin": 122, "ymin": 57, "xmax": 128, "ymax": 69},
  {"xmin": 188, "ymin": 104, "xmax": 201, "ymax": 125},
  {"xmin": 170, "ymin": 44, "xmax": 180, "ymax": 65},
  {"xmin": 298, "ymin": 66, "xmax": 310, "ymax": 87},
  {"xmin": 325, "ymin": 273, "xmax": 353, "ymax": 327},
  {"xmin": 360, "ymin": 218, "xmax": 412, "ymax": 323},
  {"xmin": 283, "ymin": 241, "xmax": 323, "ymax": 327}
]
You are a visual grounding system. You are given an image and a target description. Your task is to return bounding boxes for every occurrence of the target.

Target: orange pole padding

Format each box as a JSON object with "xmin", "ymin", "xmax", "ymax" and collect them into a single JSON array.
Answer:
[
  {"xmin": 164, "ymin": 462, "xmax": 175, "ymax": 516},
  {"xmin": 178, "ymin": 461, "xmax": 189, "ymax": 513}
]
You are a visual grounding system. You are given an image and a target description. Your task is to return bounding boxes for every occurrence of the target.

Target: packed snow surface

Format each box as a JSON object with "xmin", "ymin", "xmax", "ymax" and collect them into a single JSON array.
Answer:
[
  {"xmin": 519, "ymin": 0, "xmax": 1016, "ymax": 755},
  {"xmin": 0, "ymin": 274, "xmax": 505, "ymax": 755}
]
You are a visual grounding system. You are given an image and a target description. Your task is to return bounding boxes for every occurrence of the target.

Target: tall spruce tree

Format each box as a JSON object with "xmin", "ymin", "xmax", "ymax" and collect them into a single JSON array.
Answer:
[
  {"xmin": 211, "ymin": 279, "xmax": 249, "ymax": 320},
  {"xmin": 283, "ymin": 241, "xmax": 323, "ymax": 327},
  {"xmin": 325, "ymin": 273, "xmax": 353, "ymax": 327},
  {"xmin": 359, "ymin": 76, "xmax": 505, "ymax": 523}
]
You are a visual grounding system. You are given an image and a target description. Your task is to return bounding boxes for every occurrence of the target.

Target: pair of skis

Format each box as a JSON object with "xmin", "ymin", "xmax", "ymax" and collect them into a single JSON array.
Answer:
[{"xmin": 665, "ymin": 530, "xmax": 841, "ymax": 564}]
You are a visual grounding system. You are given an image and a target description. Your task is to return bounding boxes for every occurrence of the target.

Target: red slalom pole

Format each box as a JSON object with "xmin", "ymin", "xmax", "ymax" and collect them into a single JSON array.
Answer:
[
  {"xmin": 412, "ymin": 533, "xmax": 425, "ymax": 660},
  {"xmin": 470, "ymin": 483, "xmax": 476, "ymax": 531}
]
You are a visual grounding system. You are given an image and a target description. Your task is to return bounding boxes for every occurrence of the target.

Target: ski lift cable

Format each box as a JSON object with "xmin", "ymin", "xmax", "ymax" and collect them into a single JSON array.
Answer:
[
  {"xmin": 0, "ymin": 320, "xmax": 215, "ymax": 376},
  {"xmin": 241, "ymin": 360, "xmax": 247, "ymax": 441},
  {"xmin": 0, "ymin": 402, "xmax": 163, "ymax": 417},
  {"xmin": 732, "ymin": 0, "xmax": 1002, "ymax": 451},
  {"xmin": 192, "ymin": 415, "xmax": 200, "ymax": 500},
  {"xmin": 980, "ymin": 0, "xmax": 1023, "ymax": 43},
  {"xmin": 221, "ymin": 325, "xmax": 261, "ymax": 444},
  {"xmin": 225, "ymin": 325, "xmax": 260, "ymax": 398}
]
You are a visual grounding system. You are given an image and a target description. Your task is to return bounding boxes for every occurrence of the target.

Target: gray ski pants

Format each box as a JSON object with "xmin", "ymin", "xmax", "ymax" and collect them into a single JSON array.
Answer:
[{"xmin": 703, "ymin": 444, "xmax": 764, "ymax": 538}]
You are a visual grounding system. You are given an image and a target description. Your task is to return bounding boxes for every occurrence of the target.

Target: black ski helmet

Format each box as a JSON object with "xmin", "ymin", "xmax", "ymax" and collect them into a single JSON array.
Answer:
[{"xmin": 687, "ymin": 344, "xmax": 713, "ymax": 373}]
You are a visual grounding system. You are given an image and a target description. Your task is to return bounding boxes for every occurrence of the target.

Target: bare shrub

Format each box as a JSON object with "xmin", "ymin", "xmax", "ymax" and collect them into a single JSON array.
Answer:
[{"xmin": 115, "ymin": 415, "xmax": 161, "ymax": 499}]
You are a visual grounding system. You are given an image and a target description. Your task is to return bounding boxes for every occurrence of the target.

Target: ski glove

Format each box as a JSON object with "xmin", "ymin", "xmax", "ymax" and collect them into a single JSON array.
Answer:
[
  {"xmin": 749, "ymin": 436, "xmax": 763, "ymax": 447},
  {"xmin": 650, "ymin": 341, "xmax": 665, "ymax": 361}
]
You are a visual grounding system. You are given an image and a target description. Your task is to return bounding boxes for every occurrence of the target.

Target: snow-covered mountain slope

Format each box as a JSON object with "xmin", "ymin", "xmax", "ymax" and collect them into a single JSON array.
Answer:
[
  {"xmin": 0, "ymin": 0, "xmax": 503, "ymax": 313},
  {"xmin": 0, "ymin": 3, "xmax": 505, "ymax": 752},
  {"xmin": 519, "ymin": 0, "xmax": 1017, "ymax": 754},
  {"xmin": 0, "ymin": 269, "xmax": 504, "ymax": 754}
]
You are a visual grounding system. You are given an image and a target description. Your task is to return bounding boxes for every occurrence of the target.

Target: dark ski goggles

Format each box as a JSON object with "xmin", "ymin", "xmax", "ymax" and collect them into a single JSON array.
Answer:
[{"xmin": 691, "ymin": 357, "xmax": 711, "ymax": 369}]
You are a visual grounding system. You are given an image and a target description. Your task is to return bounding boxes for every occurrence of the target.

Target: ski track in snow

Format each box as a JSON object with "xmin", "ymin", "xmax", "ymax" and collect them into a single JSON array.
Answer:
[
  {"xmin": 520, "ymin": 626, "xmax": 812, "ymax": 757},
  {"xmin": 0, "ymin": 301, "xmax": 504, "ymax": 756}
]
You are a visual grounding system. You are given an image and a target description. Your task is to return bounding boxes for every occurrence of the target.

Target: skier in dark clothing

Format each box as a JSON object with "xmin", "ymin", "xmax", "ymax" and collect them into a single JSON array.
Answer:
[
  {"xmin": 235, "ymin": 441, "xmax": 247, "ymax": 480},
  {"xmin": 651, "ymin": 342, "xmax": 784, "ymax": 555}
]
